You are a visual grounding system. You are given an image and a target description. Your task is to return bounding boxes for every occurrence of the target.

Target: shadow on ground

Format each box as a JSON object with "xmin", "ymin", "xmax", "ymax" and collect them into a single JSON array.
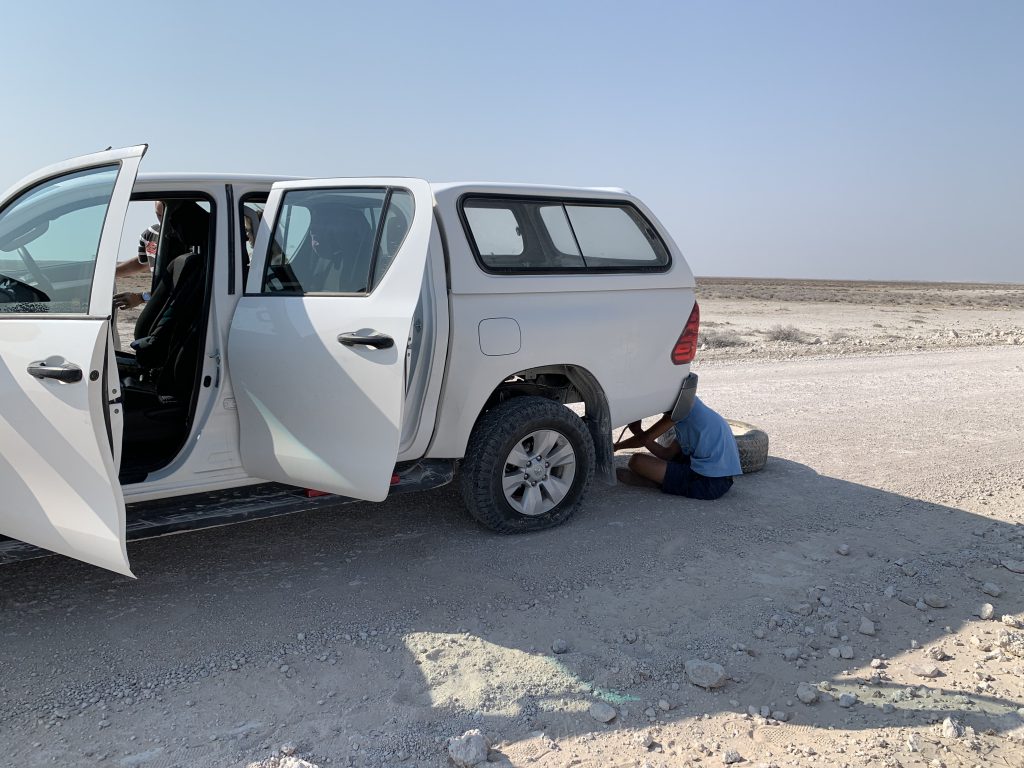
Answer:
[{"xmin": 0, "ymin": 455, "xmax": 1022, "ymax": 766}]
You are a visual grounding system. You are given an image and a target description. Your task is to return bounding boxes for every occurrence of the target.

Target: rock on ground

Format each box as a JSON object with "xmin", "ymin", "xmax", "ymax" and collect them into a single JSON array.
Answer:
[
  {"xmin": 941, "ymin": 717, "xmax": 966, "ymax": 739},
  {"xmin": 685, "ymin": 659, "xmax": 728, "ymax": 689},
  {"xmin": 247, "ymin": 758, "xmax": 319, "ymax": 768},
  {"xmin": 796, "ymin": 682, "xmax": 819, "ymax": 704},
  {"xmin": 589, "ymin": 701, "xmax": 617, "ymax": 723},
  {"xmin": 448, "ymin": 729, "xmax": 489, "ymax": 767}
]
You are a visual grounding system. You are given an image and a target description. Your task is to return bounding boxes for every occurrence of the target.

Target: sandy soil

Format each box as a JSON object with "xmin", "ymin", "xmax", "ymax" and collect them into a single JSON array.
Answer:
[{"xmin": 1, "ymin": 279, "xmax": 1023, "ymax": 768}]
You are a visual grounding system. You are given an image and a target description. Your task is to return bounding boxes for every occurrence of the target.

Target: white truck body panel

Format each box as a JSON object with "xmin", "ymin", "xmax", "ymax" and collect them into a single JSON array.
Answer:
[{"xmin": 0, "ymin": 155, "xmax": 699, "ymax": 574}]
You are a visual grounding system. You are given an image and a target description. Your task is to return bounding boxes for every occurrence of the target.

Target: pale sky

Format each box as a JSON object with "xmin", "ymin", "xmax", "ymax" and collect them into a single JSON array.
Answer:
[{"xmin": 2, "ymin": 1, "xmax": 1021, "ymax": 282}]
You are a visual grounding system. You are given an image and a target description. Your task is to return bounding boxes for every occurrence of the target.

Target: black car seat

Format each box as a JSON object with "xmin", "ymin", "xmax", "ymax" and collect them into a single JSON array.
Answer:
[
  {"xmin": 308, "ymin": 205, "xmax": 373, "ymax": 292},
  {"xmin": 119, "ymin": 202, "xmax": 210, "ymax": 481}
]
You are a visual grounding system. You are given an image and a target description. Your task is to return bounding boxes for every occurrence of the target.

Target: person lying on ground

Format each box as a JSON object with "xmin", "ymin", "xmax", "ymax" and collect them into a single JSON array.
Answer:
[{"xmin": 614, "ymin": 397, "xmax": 741, "ymax": 500}]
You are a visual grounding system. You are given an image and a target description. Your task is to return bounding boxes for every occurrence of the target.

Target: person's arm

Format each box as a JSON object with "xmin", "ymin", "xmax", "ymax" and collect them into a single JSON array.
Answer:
[
  {"xmin": 644, "ymin": 435, "xmax": 681, "ymax": 461},
  {"xmin": 613, "ymin": 413, "xmax": 675, "ymax": 451},
  {"xmin": 115, "ymin": 259, "xmax": 149, "ymax": 277}
]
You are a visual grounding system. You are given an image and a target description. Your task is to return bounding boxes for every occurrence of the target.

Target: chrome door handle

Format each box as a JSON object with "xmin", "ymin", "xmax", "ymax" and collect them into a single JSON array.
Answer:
[{"xmin": 27, "ymin": 361, "xmax": 83, "ymax": 383}]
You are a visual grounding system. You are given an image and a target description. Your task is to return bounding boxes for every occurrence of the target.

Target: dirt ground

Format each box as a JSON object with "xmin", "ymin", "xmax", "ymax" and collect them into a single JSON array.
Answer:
[{"xmin": 2, "ymin": 279, "xmax": 1023, "ymax": 768}]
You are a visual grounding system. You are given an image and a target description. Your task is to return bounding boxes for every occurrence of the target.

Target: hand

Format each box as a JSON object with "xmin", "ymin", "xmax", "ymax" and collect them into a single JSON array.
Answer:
[{"xmin": 113, "ymin": 291, "xmax": 144, "ymax": 310}]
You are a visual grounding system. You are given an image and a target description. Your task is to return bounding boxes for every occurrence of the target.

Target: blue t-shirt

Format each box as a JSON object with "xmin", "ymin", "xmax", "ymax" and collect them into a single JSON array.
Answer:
[{"xmin": 674, "ymin": 397, "xmax": 742, "ymax": 478}]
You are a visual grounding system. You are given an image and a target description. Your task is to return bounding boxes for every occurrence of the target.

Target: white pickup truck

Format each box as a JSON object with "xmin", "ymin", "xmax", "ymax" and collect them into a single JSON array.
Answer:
[{"xmin": 0, "ymin": 145, "xmax": 699, "ymax": 576}]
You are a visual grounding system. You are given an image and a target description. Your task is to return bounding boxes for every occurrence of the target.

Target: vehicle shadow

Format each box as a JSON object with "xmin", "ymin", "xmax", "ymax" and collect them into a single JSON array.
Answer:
[{"xmin": 0, "ymin": 457, "xmax": 1022, "ymax": 766}]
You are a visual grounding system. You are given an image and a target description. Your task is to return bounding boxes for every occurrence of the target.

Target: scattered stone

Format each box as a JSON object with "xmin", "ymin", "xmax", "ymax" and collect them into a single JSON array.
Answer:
[
  {"xmin": 658, "ymin": 699, "xmax": 671, "ymax": 712},
  {"xmin": 907, "ymin": 733, "xmax": 922, "ymax": 752},
  {"xmin": 796, "ymin": 682, "xmax": 818, "ymax": 704},
  {"xmin": 1003, "ymin": 630, "xmax": 1024, "ymax": 658},
  {"xmin": 858, "ymin": 617, "xmax": 876, "ymax": 636},
  {"xmin": 1001, "ymin": 559, "xmax": 1024, "ymax": 574},
  {"xmin": 828, "ymin": 647, "xmax": 841, "ymax": 659},
  {"xmin": 925, "ymin": 645, "xmax": 948, "ymax": 661},
  {"xmin": 551, "ymin": 639, "xmax": 569, "ymax": 654},
  {"xmin": 280, "ymin": 743, "xmax": 298, "ymax": 757},
  {"xmin": 837, "ymin": 693, "xmax": 858, "ymax": 708},
  {"xmin": 870, "ymin": 658, "xmax": 885, "ymax": 669},
  {"xmin": 246, "ymin": 757, "xmax": 320, "ymax": 768},
  {"xmin": 924, "ymin": 594, "xmax": 948, "ymax": 609},
  {"xmin": 447, "ymin": 729, "xmax": 489, "ymax": 767},
  {"xmin": 772, "ymin": 710, "xmax": 790, "ymax": 722},
  {"xmin": 589, "ymin": 701, "xmax": 617, "ymax": 723},
  {"xmin": 792, "ymin": 603, "xmax": 814, "ymax": 617},
  {"xmin": 941, "ymin": 717, "xmax": 965, "ymax": 739},
  {"xmin": 1002, "ymin": 614, "xmax": 1024, "ymax": 629},
  {"xmin": 882, "ymin": 702, "xmax": 896, "ymax": 714},
  {"xmin": 722, "ymin": 750, "xmax": 744, "ymax": 764},
  {"xmin": 979, "ymin": 604, "xmax": 995, "ymax": 620},
  {"xmin": 782, "ymin": 647, "xmax": 800, "ymax": 662},
  {"xmin": 839, "ymin": 645, "xmax": 855, "ymax": 660},
  {"xmin": 948, "ymin": 329, "xmax": 959, "ymax": 339},
  {"xmin": 982, "ymin": 582, "xmax": 1002, "ymax": 598},
  {"xmin": 912, "ymin": 664, "xmax": 941, "ymax": 678},
  {"xmin": 753, "ymin": 628, "xmax": 766, "ymax": 639},
  {"xmin": 685, "ymin": 659, "xmax": 727, "ymax": 689},
  {"xmin": 824, "ymin": 621, "xmax": 839, "ymax": 639},
  {"xmin": 836, "ymin": 544, "xmax": 850, "ymax": 556}
]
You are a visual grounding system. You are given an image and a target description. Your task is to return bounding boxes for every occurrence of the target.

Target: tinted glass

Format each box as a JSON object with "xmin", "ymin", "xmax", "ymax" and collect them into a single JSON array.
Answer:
[
  {"xmin": 539, "ymin": 205, "xmax": 581, "ymax": 256},
  {"xmin": 464, "ymin": 206, "xmax": 523, "ymax": 256},
  {"xmin": 463, "ymin": 196, "xmax": 669, "ymax": 272},
  {"xmin": 0, "ymin": 165, "xmax": 119, "ymax": 313},
  {"xmin": 262, "ymin": 188, "xmax": 415, "ymax": 295},
  {"xmin": 263, "ymin": 189, "xmax": 385, "ymax": 294},
  {"xmin": 565, "ymin": 205, "xmax": 668, "ymax": 266},
  {"xmin": 370, "ymin": 189, "xmax": 413, "ymax": 290}
]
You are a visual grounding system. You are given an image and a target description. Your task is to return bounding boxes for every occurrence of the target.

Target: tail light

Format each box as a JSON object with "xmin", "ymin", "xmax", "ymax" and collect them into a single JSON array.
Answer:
[{"xmin": 671, "ymin": 302, "xmax": 700, "ymax": 365}]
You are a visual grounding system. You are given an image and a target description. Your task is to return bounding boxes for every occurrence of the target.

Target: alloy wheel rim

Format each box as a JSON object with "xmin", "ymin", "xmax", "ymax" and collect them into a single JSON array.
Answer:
[{"xmin": 501, "ymin": 429, "xmax": 576, "ymax": 516}]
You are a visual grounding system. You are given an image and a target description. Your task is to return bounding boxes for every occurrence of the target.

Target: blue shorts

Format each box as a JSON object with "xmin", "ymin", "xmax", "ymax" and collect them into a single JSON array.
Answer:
[{"xmin": 662, "ymin": 454, "xmax": 734, "ymax": 500}]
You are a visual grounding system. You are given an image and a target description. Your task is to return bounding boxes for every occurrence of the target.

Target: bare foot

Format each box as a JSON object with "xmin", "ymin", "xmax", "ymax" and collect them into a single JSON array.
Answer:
[{"xmin": 615, "ymin": 467, "xmax": 660, "ymax": 489}]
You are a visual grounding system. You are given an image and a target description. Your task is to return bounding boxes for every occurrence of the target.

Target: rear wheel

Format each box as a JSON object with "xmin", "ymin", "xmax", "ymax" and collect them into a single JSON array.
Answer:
[{"xmin": 461, "ymin": 397, "xmax": 595, "ymax": 533}]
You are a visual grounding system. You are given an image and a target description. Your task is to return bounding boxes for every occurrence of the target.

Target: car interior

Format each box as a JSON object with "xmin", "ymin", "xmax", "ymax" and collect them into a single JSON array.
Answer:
[{"xmin": 116, "ymin": 197, "xmax": 214, "ymax": 483}]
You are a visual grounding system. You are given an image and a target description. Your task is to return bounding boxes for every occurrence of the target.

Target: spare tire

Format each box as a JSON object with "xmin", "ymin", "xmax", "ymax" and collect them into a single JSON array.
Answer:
[{"xmin": 727, "ymin": 420, "xmax": 769, "ymax": 474}]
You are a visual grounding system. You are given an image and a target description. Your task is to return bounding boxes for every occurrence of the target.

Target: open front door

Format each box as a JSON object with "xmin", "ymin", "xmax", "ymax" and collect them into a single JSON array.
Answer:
[
  {"xmin": 0, "ymin": 146, "xmax": 145, "ymax": 576},
  {"xmin": 229, "ymin": 178, "xmax": 433, "ymax": 501}
]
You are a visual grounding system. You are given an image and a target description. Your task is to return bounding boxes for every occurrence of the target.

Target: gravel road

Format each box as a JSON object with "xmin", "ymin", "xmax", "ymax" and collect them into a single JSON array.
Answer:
[{"xmin": 2, "ymin": 345, "xmax": 1023, "ymax": 768}]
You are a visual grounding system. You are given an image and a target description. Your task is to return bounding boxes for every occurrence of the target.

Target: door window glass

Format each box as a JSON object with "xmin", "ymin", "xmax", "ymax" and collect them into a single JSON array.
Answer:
[
  {"xmin": 0, "ymin": 165, "xmax": 119, "ymax": 313},
  {"xmin": 262, "ymin": 188, "xmax": 414, "ymax": 295},
  {"xmin": 370, "ymin": 189, "xmax": 413, "ymax": 290}
]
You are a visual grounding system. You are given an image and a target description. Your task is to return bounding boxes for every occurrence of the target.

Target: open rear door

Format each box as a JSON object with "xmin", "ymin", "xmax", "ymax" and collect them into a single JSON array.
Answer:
[
  {"xmin": 0, "ymin": 146, "xmax": 145, "ymax": 575},
  {"xmin": 229, "ymin": 178, "xmax": 433, "ymax": 501}
]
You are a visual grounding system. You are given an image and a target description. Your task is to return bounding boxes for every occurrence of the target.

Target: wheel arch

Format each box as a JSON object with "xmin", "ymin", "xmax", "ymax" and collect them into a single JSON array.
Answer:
[{"xmin": 471, "ymin": 364, "xmax": 615, "ymax": 486}]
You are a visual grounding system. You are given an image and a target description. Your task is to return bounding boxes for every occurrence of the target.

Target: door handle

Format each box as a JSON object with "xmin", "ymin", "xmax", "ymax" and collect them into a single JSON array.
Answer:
[
  {"xmin": 27, "ymin": 361, "xmax": 83, "ymax": 383},
  {"xmin": 337, "ymin": 332, "xmax": 394, "ymax": 350}
]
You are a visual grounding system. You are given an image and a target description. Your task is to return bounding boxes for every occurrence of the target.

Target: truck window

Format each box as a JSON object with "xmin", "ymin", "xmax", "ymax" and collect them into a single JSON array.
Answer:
[
  {"xmin": 261, "ymin": 188, "xmax": 413, "ymax": 295},
  {"xmin": 461, "ymin": 196, "xmax": 669, "ymax": 273}
]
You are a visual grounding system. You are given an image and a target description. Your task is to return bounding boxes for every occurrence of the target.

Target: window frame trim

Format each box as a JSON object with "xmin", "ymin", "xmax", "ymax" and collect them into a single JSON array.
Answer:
[{"xmin": 457, "ymin": 192, "xmax": 673, "ymax": 276}]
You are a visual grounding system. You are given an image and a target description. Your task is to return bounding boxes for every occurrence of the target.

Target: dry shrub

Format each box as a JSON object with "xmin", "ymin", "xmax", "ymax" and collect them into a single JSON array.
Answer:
[
  {"xmin": 764, "ymin": 324, "xmax": 809, "ymax": 343},
  {"xmin": 701, "ymin": 328, "xmax": 743, "ymax": 348},
  {"xmin": 829, "ymin": 330, "xmax": 852, "ymax": 343}
]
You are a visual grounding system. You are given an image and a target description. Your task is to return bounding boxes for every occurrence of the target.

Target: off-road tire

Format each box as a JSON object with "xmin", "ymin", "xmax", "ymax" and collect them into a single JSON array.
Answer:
[
  {"xmin": 460, "ymin": 397, "xmax": 595, "ymax": 533},
  {"xmin": 727, "ymin": 419, "xmax": 769, "ymax": 474}
]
